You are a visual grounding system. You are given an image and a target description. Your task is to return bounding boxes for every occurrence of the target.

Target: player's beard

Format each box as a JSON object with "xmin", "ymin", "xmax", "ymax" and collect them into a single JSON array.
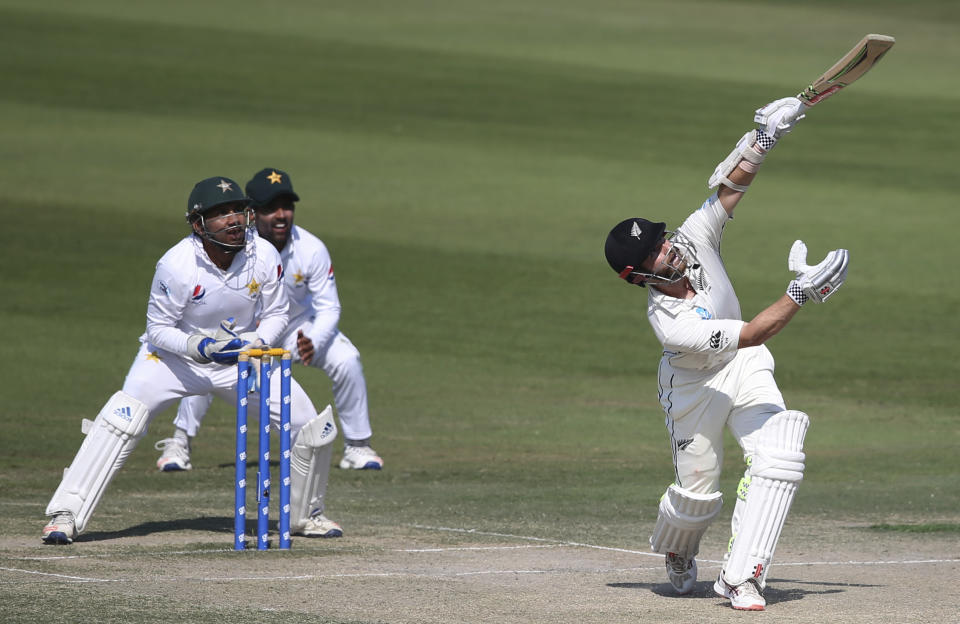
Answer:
[{"xmin": 257, "ymin": 217, "xmax": 291, "ymax": 249}]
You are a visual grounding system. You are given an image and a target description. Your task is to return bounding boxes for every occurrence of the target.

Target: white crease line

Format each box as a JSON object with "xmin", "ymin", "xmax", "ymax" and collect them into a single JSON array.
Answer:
[
  {"xmin": 410, "ymin": 525, "xmax": 664, "ymax": 558},
  {"xmin": 398, "ymin": 545, "xmax": 560, "ymax": 553},
  {"xmin": 183, "ymin": 566, "xmax": 665, "ymax": 582},
  {"xmin": 14, "ymin": 548, "xmax": 234, "ymax": 562},
  {"xmin": 0, "ymin": 566, "xmax": 122, "ymax": 583},
  {"xmin": 774, "ymin": 558, "xmax": 960, "ymax": 567},
  {"xmin": 4, "ymin": 527, "xmax": 958, "ymax": 585},
  {"xmin": 0, "ymin": 564, "xmax": 667, "ymax": 585},
  {"xmin": 409, "ymin": 525, "xmax": 960, "ymax": 568}
]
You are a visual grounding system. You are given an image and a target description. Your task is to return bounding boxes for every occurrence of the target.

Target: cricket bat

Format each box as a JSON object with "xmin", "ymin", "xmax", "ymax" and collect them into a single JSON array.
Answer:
[{"xmin": 797, "ymin": 34, "xmax": 895, "ymax": 106}]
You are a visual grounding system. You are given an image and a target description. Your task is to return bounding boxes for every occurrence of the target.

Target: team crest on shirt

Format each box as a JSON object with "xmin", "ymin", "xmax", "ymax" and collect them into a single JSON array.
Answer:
[
  {"xmin": 247, "ymin": 278, "xmax": 261, "ymax": 296},
  {"xmin": 694, "ymin": 306, "xmax": 712, "ymax": 319},
  {"xmin": 191, "ymin": 285, "xmax": 206, "ymax": 303}
]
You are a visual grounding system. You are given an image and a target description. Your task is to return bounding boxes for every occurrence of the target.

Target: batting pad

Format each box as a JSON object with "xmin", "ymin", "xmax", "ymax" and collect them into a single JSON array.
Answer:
[
  {"xmin": 289, "ymin": 405, "xmax": 337, "ymax": 529},
  {"xmin": 45, "ymin": 391, "xmax": 150, "ymax": 533},
  {"xmin": 649, "ymin": 484, "xmax": 723, "ymax": 558},
  {"xmin": 723, "ymin": 410, "xmax": 809, "ymax": 588}
]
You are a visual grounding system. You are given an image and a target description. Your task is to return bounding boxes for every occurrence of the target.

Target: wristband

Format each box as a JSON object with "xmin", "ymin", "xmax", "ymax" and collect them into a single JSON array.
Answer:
[{"xmin": 786, "ymin": 280, "xmax": 807, "ymax": 306}]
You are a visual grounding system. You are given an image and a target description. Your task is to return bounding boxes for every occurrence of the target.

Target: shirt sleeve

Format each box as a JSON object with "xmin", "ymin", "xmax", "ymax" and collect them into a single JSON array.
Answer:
[
  {"xmin": 679, "ymin": 193, "xmax": 731, "ymax": 253},
  {"xmin": 255, "ymin": 248, "xmax": 289, "ymax": 346},
  {"xmin": 145, "ymin": 260, "xmax": 191, "ymax": 355},
  {"xmin": 651, "ymin": 304, "xmax": 744, "ymax": 356},
  {"xmin": 303, "ymin": 243, "xmax": 342, "ymax": 351}
]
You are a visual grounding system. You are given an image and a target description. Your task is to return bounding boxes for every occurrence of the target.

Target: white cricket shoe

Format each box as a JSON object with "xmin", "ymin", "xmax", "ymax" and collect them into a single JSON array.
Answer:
[
  {"xmin": 339, "ymin": 445, "xmax": 383, "ymax": 470},
  {"xmin": 665, "ymin": 552, "xmax": 697, "ymax": 594},
  {"xmin": 714, "ymin": 571, "xmax": 766, "ymax": 611},
  {"xmin": 293, "ymin": 511, "xmax": 343, "ymax": 538},
  {"xmin": 42, "ymin": 512, "xmax": 77, "ymax": 545},
  {"xmin": 154, "ymin": 438, "xmax": 192, "ymax": 472}
]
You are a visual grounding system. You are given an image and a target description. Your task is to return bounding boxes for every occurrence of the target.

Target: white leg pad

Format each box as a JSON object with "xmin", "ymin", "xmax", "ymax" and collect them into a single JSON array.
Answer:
[
  {"xmin": 45, "ymin": 391, "xmax": 150, "ymax": 533},
  {"xmin": 723, "ymin": 410, "xmax": 809, "ymax": 587},
  {"xmin": 289, "ymin": 405, "xmax": 337, "ymax": 530},
  {"xmin": 649, "ymin": 484, "xmax": 723, "ymax": 558}
]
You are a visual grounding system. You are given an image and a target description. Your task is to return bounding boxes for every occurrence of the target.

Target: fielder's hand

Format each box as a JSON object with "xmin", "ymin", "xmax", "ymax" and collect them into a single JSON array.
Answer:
[
  {"xmin": 188, "ymin": 318, "xmax": 252, "ymax": 364},
  {"xmin": 755, "ymin": 97, "xmax": 807, "ymax": 139},
  {"xmin": 786, "ymin": 240, "xmax": 849, "ymax": 305},
  {"xmin": 186, "ymin": 331, "xmax": 215, "ymax": 364},
  {"xmin": 297, "ymin": 330, "xmax": 315, "ymax": 365}
]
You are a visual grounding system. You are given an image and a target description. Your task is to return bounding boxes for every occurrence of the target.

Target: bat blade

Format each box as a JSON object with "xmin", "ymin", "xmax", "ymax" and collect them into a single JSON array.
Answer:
[{"xmin": 798, "ymin": 34, "xmax": 895, "ymax": 106}]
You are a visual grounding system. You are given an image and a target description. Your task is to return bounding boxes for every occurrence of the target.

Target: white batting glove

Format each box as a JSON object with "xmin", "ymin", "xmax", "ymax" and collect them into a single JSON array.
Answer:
[
  {"xmin": 755, "ymin": 97, "xmax": 807, "ymax": 140},
  {"xmin": 786, "ymin": 240, "xmax": 849, "ymax": 305}
]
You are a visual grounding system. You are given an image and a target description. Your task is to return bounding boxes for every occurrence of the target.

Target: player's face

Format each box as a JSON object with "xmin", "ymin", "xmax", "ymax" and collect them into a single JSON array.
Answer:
[
  {"xmin": 199, "ymin": 202, "xmax": 250, "ymax": 247},
  {"xmin": 638, "ymin": 233, "xmax": 693, "ymax": 283},
  {"xmin": 254, "ymin": 197, "xmax": 296, "ymax": 249},
  {"xmin": 640, "ymin": 236, "xmax": 683, "ymax": 277}
]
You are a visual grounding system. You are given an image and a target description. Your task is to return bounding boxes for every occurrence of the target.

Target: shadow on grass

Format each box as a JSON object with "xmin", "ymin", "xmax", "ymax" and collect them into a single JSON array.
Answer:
[
  {"xmin": 607, "ymin": 577, "xmax": 875, "ymax": 605},
  {"xmin": 77, "ymin": 516, "xmax": 237, "ymax": 542}
]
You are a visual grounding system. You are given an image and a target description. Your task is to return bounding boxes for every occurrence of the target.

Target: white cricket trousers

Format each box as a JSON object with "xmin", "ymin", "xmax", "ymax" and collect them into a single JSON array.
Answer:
[{"xmin": 657, "ymin": 345, "xmax": 786, "ymax": 494}]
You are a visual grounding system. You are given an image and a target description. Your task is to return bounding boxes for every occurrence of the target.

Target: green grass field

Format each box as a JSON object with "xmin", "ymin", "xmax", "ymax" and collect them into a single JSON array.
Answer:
[{"xmin": 1, "ymin": 1, "xmax": 958, "ymax": 621}]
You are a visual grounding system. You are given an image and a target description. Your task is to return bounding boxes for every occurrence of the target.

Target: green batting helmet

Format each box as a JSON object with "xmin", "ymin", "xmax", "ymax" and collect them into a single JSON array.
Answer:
[{"xmin": 186, "ymin": 177, "xmax": 249, "ymax": 221}]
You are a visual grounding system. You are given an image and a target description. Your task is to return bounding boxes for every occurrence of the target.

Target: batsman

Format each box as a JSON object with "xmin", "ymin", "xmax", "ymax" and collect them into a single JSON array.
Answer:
[{"xmin": 604, "ymin": 97, "xmax": 849, "ymax": 610}]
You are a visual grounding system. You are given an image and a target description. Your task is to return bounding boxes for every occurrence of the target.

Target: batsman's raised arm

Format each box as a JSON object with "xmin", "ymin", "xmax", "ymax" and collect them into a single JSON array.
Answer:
[{"xmin": 710, "ymin": 97, "xmax": 807, "ymax": 215}]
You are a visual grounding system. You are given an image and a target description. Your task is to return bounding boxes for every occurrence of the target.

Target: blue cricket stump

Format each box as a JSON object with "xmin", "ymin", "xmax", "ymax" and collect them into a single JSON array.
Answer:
[{"xmin": 234, "ymin": 349, "xmax": 293, "ymax": 551}]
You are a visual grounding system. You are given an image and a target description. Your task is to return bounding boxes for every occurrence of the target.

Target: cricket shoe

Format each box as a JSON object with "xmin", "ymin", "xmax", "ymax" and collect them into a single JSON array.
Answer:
[
  {"xmin": 293, "ymin": 511, "xmax": 343, "ymax": 538},
  {"xmin": 665, "ymin": 552, "xmax": 697, "ymax": 594},
  {"xmin": 339, "ymin": 445, "xmax": 383, "ymax": 470},
  {"xmin": 714, "ymin": 571, "xmax": 765, "ymax": 611},
  {"xmin": 154, "ymin": 437, "xmax": 192, "ymax": 472},
  {"xmin": 42, "ymin": 512, "xmax": 77, "ymax": 545}
]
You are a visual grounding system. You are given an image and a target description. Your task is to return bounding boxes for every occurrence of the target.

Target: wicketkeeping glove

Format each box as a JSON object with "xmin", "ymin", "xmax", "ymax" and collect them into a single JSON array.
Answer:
[
  {"xmin": 786, "ymin": 240, "xmax": 849, "ymax": 305},
  {"xmin": 186, "ymin": 318, "xmax": 252, "ymax": 364}
]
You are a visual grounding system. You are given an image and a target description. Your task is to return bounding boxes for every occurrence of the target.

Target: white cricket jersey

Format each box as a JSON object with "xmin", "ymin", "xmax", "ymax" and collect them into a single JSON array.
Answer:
[
  {"xmin": 278, "ymin": 225, "xmax": 342, "ymax": 350},
  {"xmin": 647, "ymin": 194, "xmax": 746, "ymax": 371},
  {"xmin": 143, "ymin": 231, "xmax": 288, "ymax": 357}
]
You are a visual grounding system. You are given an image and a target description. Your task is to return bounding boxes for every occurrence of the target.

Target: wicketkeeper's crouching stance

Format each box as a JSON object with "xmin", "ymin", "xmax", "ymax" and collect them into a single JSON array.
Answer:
[
  {"xmin": 42, "ymin": 176, "xmax": 343, "ymax": 545},
  {"xmin": 604, "ymin": 98, "xmax": 849, "ymax": 610}
]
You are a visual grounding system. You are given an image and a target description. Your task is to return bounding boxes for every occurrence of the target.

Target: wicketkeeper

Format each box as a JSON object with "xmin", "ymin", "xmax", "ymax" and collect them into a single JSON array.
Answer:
[
  {"xmin": 604, "ymin": 97, "xmax": 849, "ymax": 610},
  {"xmin": 42, "ymin": 176, "xmax": 343, "ymax": 544},
  {"xmin": 155, "ymin": 168, "xmax": 382, "ymax": 474}
]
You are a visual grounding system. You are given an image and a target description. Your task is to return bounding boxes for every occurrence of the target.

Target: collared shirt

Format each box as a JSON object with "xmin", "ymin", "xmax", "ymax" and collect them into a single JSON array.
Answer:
[
  {"xmin": 143, "ymin": 231, "xmax": 287, "ymax": 358},
  {"xmin": 647, "ymin": 194, "xmax": 745, "ymax": 371},
  {"xmin": 278, "ymin": 225, "xmax": 342, "ymax": 350}
]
